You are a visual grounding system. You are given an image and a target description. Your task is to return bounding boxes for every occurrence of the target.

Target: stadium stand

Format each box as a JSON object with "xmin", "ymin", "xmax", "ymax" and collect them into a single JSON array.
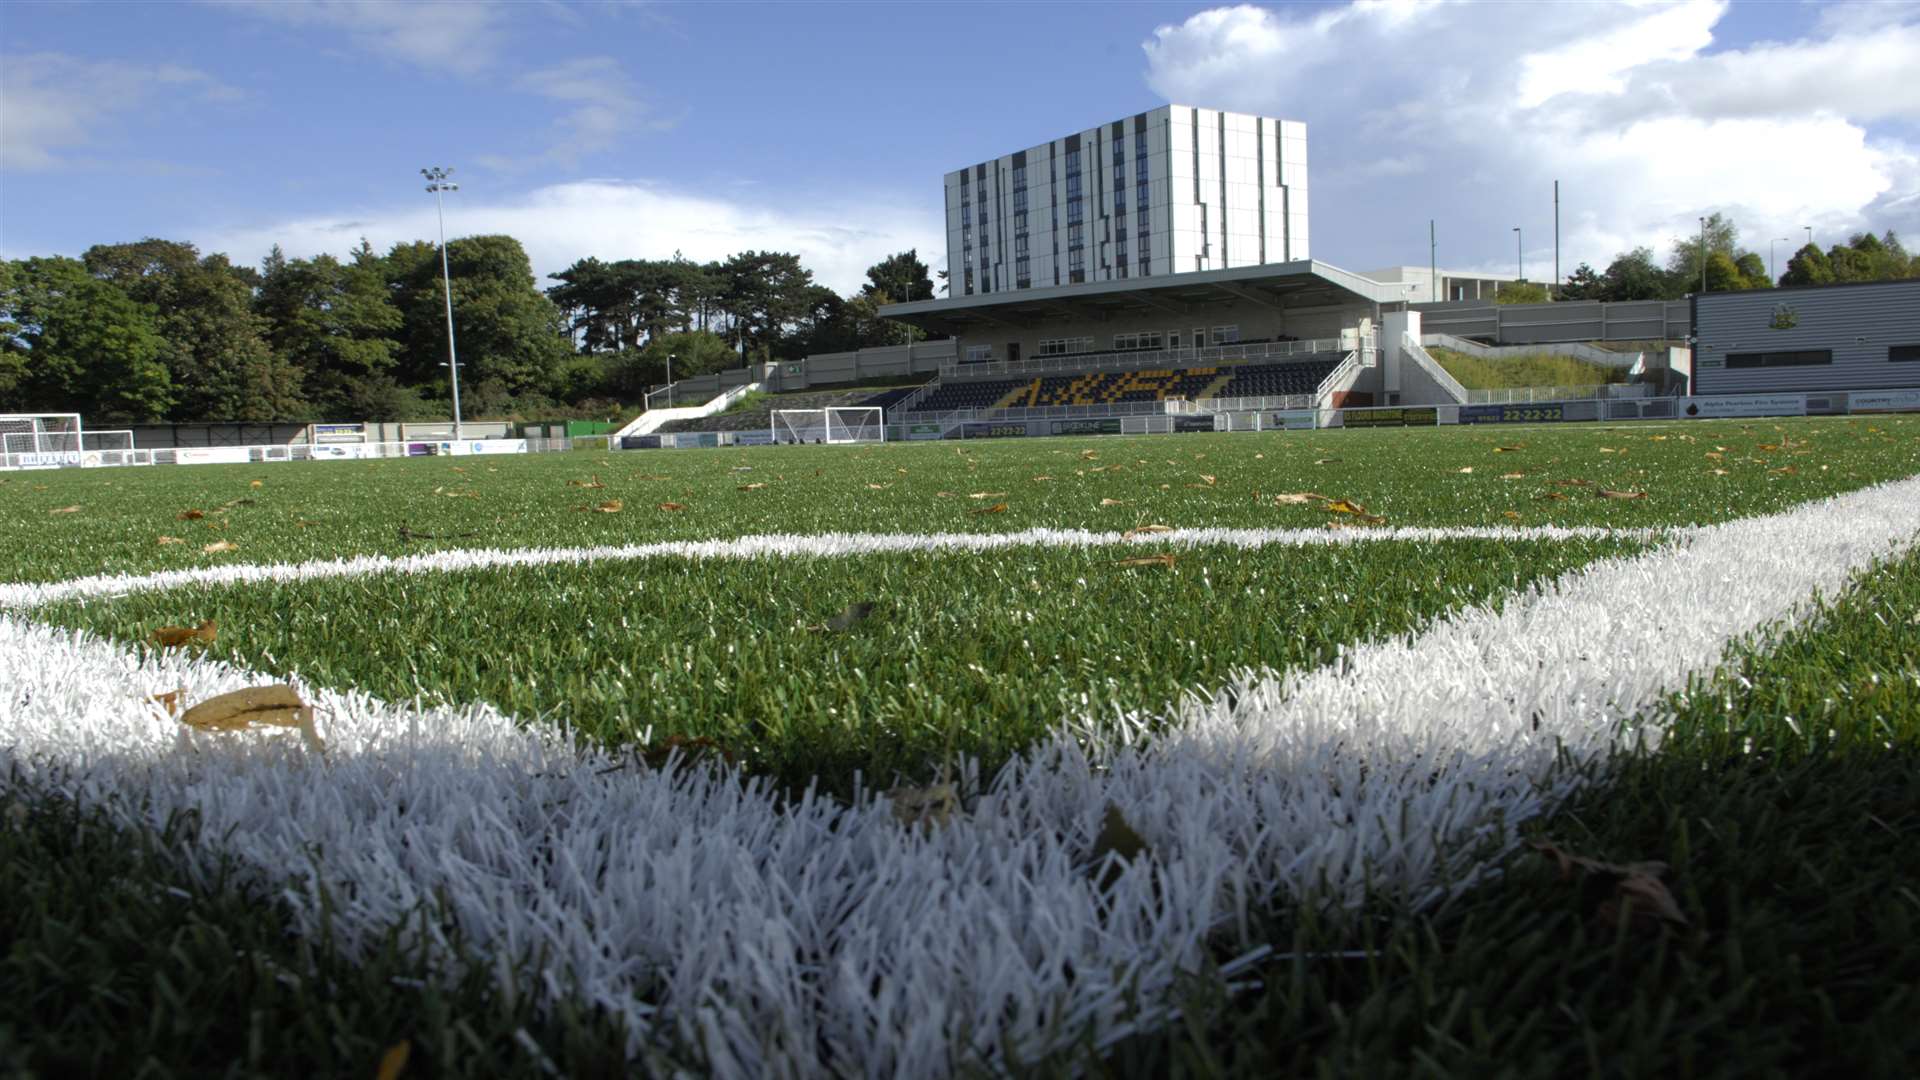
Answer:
[
  {"xmin": 653, "ymin": 384, "xmax": 925, "ymax": 435},
  {"xmin": 906, "ymin": 355, "xmax": 1343, "ymax": 414}
]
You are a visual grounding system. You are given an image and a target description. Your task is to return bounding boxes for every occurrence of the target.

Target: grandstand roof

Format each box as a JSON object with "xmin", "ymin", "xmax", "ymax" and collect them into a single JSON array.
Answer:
[{"xmin": 879, "ymin": 260, "xmax": 1417, "ymax": 335}]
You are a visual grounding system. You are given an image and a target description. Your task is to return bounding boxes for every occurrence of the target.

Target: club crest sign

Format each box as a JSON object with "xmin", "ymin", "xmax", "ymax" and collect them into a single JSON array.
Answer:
[{"xmin": 1768, "ymin": 304, "xmax": 1799, "ymax": 330}]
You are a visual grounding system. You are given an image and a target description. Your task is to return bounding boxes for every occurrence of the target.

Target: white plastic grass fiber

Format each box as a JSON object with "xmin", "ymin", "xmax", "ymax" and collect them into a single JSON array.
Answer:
[
  {"xmin": 1, "ymin": 521, "xmax": 1673, "ymax": 608},
  {"xmin": 3, "ymin": 476, "xmax": 1918, "ymax": 1076}
]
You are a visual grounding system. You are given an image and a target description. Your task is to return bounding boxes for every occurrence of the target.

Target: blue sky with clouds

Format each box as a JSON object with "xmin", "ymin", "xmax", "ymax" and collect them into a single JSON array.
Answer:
[{"xmin": 4, "ymin": 1, "xmax": 1917, "ymax": 294}]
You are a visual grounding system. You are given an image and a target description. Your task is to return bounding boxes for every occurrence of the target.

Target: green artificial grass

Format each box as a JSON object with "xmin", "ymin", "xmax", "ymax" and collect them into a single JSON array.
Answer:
[
  {"xmin": 1429, "ymin": 346, "xmax": 1630, "ymax": 390},
  {"xmin": 1080, "ymin": 536, "xmax": 1920, "ymax": 1077},
  {"xmin": 30, "ymin": 537, "xmax": 1631, "ymax": 792},
  {"xmin": 4, "ymin": 416, "xmax": 1916, "ymax": 585}
]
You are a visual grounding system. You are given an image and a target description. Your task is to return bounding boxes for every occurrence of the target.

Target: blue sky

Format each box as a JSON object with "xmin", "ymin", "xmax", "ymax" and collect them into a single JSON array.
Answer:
[{"xmin": 4, "ymin": 1, "xmax": 1918, "ymax": 294}]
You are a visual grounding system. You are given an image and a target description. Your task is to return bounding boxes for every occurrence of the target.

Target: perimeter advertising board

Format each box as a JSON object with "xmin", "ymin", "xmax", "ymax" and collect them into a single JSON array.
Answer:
[
  {"xmin": 961, "ymin": 421, "xmax": 1030, "ymax": 439},
  {"xmin": 1681, "ymin": 395, "xmax": 1807, "ymax": 419},
  {"xmin": 1342, "ymin": 407, "xmax": 1437, "ymax": 428},
  {"xmin": 906, "ymin": 422, "xmax": 946, "ymax": 441},
  {"xmin": 173, "ymin": 447, "xmax": 254, "ymax": 465},
  {"xmin": 1458, "ymin": 403, "xmax": 1567, "ymax": 425},
  {"xmin": 1848, "ymin": 389, "xmax": 1920, "ymax": 414},
  {"xmin": 1051, "ymin": 418, "xmax": 1124, "ymax": 436}
]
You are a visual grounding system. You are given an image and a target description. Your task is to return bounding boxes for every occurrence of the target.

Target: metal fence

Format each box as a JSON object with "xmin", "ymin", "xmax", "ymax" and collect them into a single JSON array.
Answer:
[{"xmin": 940, "ymin": 337, "xmax": 1348, "ymax": 380}]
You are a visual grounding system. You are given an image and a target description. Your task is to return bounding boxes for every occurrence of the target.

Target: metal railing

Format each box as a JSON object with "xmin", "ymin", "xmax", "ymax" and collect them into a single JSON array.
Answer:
[
  {"xmin": 1176, "ymin": 393, "xmax": 1315, "ymax": 413},
  {"xmin": 941, "ymin": 337, "xmax": 1347, "ymax": 379},
  {"xmin": 1465, "ymin": 383, "xmax": 1652, "ymax": 405},
  {"xmin": 1403, "ymin": 333, "xmax": 1472, "ymax": 404},
  {"xmin": 3, "ymin": 437, "xmax": 581, "ymax": 472}
]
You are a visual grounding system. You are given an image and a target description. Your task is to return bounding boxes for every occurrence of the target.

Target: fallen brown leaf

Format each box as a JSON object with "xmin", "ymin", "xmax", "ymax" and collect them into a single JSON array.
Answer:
[
  {"xmin": 156, "ymin": 535, "xmax": 184, "ymax": 545},
  {"xmin": 376, "ymin": 1041, "xmax": 411, "ymax": 1080},
  {"xmin": 1100, "ymin": 498, "xmax": 1127, "ymax": 506},
  {"xmin": 1597, "ymin": 488, "xmax": 1648, "ymax": 500},
  {"xmin": 967, "ymin": 491, "xmax": 1007, "ymax": 499},
  {"xmin": 1115, "ymin": 553, "xmax": 1177, "ymax": 568},
  {"xmin": 50, "ymin": 505, "xmax": 81, "ymax": 514},
  {"xmin": 202, "ymin": 540, "xmax": 239, "ymax": 554},
  {"xmin": 1530, "ymin": 839, "xmax": 1688, "ymax": 931},
  {"xmin": 737, "ymin": 482, "xmax": 767, "ymax": 491},
  {"xmin": 1273, "ymin": 492, "xmax": 1329, "ymax": 505},
  {"xmin": 151, "ymin": 620, "xmax": 217, "ymax": 648},
  {"xmin": 971, "ymin": 502, "xmax": 1009, "ymax": 515},
  {"xmin": 178, "ymin": 509, "xmax": 206, "ymax": 520},
  {"xmin": 1123, "ymin": 524, "xmax": 1174, "ymax": 539},
  {"xmin": 656, "ymin": 502, "xmax": 686, "ymax": 511},
  {"xmin": 177, "ymin": 684, "xmax": 323, "ymax": 752}
]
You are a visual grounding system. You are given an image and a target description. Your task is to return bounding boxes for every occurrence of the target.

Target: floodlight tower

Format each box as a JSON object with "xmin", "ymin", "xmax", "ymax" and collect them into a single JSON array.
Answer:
[{"xmin": 422, "ymin": 167, "xmax": 464, "ymax": 441}]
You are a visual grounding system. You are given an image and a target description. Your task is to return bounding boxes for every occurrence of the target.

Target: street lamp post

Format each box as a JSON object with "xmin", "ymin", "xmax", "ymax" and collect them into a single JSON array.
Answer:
[
  {"xmin": 421, "ymin": 167, "xmax": 463, "ymax": 441},
  {"xmin": 1803, "ymin": 225, "xmax": 1813, "ymax": 250},
  {"xmin": 1699, "ymin": 216, "xmax": 1708, "ymax": 294},
  {"xmin": 1770, "ymin": 237, "xmax": 1791, "ymax": 284},
  {"xmin": 666, "ymin": 352, "xmax": 675, "ymax": 407},
  {"xmin": 1512, "ymin": 226, "xmax": 1523, "ymax": 283}
]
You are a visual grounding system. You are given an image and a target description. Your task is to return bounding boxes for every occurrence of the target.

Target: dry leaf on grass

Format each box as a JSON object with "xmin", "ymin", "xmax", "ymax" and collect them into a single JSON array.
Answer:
[
  {"xmin": 178, "ymin": 509, "xmax": 206, "ymax": 520},
  {"xmin": 1500, "ymin": 472, "xmax": 1527, "ymax": 480},
  {"xmin": 1273, "ymin": 492, "xmax": 1328, "ymax": 505},
  {"xmin": 887, "ymin": 782, "xmax": 959, "ymax": 829},
  {"xmin": 1197, "ymin": 474, "xmax": 1216, "ymax": 486},
  {"xmin": 594, "ymin": 499, "xmax": 623, "ymax": 513},
  {"xmin": 375, "ymin": 1041, "xmax": 411, "ymax": 1080},
  {"xmin": 1536, "ymin": 491, "xmax": 1567, "ymax": 501},
  {"xmin": 1530, "ymin": 839, "xmax": 1687, "ymax": 930},
  {"xmin": 1123, "ymin": 524, "xmax": 1174, "ymax": 539},
  {"xmin": 1090, "ymin": 803, "xmax": 1150, "ymax": 890},
  {"xmin": 202, "ymin": 540, "xmax": 239, "ymax": 554},
  {"xmin": 866, "ymin": 482, "xmax": 891, "ymax": 490},
  {"xmin": 1458, "ymin": 467, "xmax": 1475, "ymax": 474},
  {"xmin": 1597, "ymin": 488, "xmax": 1648, "ymax": 500},
  {"xmin": 967, "ymin": 491, "xmax": 1006, "ymax": 499},
  {"xmin": 1032, "ymin": 474, "xmax": 1054, "ymax": 482},
  {"xmin": 249, "ymin": 479, "xmax": 263, "ymax": 488},
  {"xmin": 1325, "ymin": 499, "xmax": 1385, "ymax": 524},
  {"xmin": 156, "ymin": 535, "xmax": 184, "ymax": 545},
  {"xmin": 1115, "ymin": 553, "xmax": 1177, "ymax": 569},
  {"xmin": 825, "ymin": 601, "xmax": 876, "ymax": 632},
  {"xmin": 1313, "ymin": 457, "xmax": 1341, "ymax": 465},
  {"xmin": 1493, "ymin": 445, "xmax": 1524, "ymax": 453},
  {"xmin": 1770, "ymin": 465, "xmax": 1798, "ymax": 475},
  {"xmin": 934, "ymin": 491, "xmax": 959, "ymax": 498},
  {"xmin": 151, "ymin": 620, "xmax": 217, "ymax": 648},
  {"xmin": 177, "ymin": 684, "xmax": 324, "ymax": 752},
  {"xmin": 970, "ymin": 502, "xmax": 1009, "ymax": 515},
  {"xmin": 738, "ymin": 482, "xmax": 767, "ymax": 491},
  {"xmin": 566, "ymin": 476, "xmax": 606, "ymax": 488},
  {"xmin": 1099, "ymin": 498, "xmax": 1128, "ymax": 506},
  {"xmin": 1503, "ymin": 510, "xmax": 1522, "ymax": 520},
  {"xmin": 50, "ymin": 505, "xmax": 81, "ymax": 514},
  {"xmin": 656, "ymin": 502, "xmax": 686, "ymax": 511}
]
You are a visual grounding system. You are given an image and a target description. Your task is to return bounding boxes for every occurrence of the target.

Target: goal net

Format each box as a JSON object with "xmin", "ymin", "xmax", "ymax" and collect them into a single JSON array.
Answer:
[
  {"xmin": 772, "ymin": 406, "xmax": 886, "ymax": 445},
  {"xmin": 1, "ymin": 414, "xmax": 85, "ymax": 465}
]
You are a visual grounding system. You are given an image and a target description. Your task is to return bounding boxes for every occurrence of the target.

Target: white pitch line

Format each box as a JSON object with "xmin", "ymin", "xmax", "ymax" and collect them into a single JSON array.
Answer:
[
  {"xmin": 2, "ymin": 476, "xmax": 1918, "ymax": 1076},
  {"xmin": 0, "ymin": 521, "xmax": 1674, "ymax": 609}
]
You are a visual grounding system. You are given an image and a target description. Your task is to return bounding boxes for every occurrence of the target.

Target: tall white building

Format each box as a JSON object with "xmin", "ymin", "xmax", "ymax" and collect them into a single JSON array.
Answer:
[{"xmin": 945, "ymin": 104, "xmax": 1308, "ymax": 296}]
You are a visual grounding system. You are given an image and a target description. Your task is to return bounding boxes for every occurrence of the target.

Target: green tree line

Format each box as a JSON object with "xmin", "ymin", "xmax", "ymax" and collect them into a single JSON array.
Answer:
[
  {"xmin": 1, "ymin": 237, "xmax": 937, "ymax": 424},
  {"xmin": 1497, "ymin": 215, "xmax": 1919, "ymax": 304}
]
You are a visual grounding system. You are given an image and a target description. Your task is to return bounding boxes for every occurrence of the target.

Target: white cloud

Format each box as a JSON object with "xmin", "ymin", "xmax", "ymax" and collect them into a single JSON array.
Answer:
[
  {"xmin": 476, "ymin": 57, "xmax": 669, "ymax": 171},
  {"xmin": 198, "ymin": 179, "xmax": 945, "ymax": 296},
  {"xmin": 0, "ymin": 53, "xmax": 238, "ymax": 172},
  {"xmin": 1142, "ymin": 2, "xmax": 1920, "ymax": 279},
  {"xmin": 213, "ymin": 0, "xmax": 507, "ymax": 75}
]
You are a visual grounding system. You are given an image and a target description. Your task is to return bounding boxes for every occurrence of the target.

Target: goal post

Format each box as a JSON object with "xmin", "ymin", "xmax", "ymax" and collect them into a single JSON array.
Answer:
[
  {"xmin": 0, "ymin": 413, "xmax": 87, "ymax": 467},
  {"xmin": 771, "ymin": 406, "xmax": 886, "ymax": 445}
]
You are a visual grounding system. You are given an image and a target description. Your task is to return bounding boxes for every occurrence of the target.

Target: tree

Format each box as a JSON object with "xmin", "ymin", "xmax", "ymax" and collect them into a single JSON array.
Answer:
[
  {"xmin": 1598, "ymin": 247, "xmax": 1677, "ymax": 301},
  {"xmin": 255, "ymin": 241, "xmax": 403, "ymax": 418},
  {"xmin": 863, "ymin": 250, "xmax": 936, "ymax": 304},
  {"xmin": 1495, "ymin": 281, "xmax": 1550, "ymax": 304},
  {"xmin": 718, "ymin": 250, "xmax": 818, "ymax": 361},
  {"xmin": 1779, "ymin": 243, "xmax": 1834, "ymax": 287},
  {"xmin": 387, "ymin": 235, "xmax": 573, "ymax": 402},
  {"xmin": 1556, "ymin": 262, "xmax": 1605, "ymax": 301},
  {"xmin": 2, "ymin": 256, "xmax": 173, "ymax": 421},
  {"xmin": 629, "ymin": 330, "xmax": 737, "ymax": 395},
  {"xmin": 1733, "ymin": 253, "xmax": 1771, "ymax": 289},
  {"xmin": 84, "ymin": 238, "xmax": 305, "ymax": 420}
]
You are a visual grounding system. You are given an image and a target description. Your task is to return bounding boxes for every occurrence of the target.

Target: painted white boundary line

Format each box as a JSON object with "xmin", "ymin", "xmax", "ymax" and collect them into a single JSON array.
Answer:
[
  {"xmin": 3, "ymin": 476, "xmax": 1918, "ymax": 1076},
  {"xmin": 1, "ymin": 522, "xmax": 1679, "ymax": 609}
]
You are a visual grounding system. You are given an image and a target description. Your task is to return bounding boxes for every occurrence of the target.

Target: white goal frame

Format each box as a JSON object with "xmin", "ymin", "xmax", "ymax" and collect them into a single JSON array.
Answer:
[
  {"xmin": 1, "ymin": 413, "xmax": 88, "ymax": 469},
  {"xmin": 771, "ymin": 407, "xmax": 886, "ymax": 445}
]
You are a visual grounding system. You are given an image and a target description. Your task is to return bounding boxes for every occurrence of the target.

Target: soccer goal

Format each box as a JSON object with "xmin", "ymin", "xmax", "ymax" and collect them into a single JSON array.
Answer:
[
  {"xmin": 1, "ymin": 413, "xmax": 86, "ymax": 467},
  {"xmin": 771, "ymin": 406, "xmax": 886, "ymax": 445}
]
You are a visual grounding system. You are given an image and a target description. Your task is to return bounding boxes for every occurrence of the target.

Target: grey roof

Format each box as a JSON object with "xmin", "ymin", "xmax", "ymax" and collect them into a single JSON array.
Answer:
[{"xmin": 880, "ymin": 260, "xmax": 1413, "ymax": 332}]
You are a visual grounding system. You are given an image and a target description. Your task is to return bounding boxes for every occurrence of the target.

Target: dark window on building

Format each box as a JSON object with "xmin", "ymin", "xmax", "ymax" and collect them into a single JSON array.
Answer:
[
  {"xmin": 1890, "ymin": 344, "xmax": 1920, "ymax": 363},
  {"xmin": 1725, "ymin": 350, "xmax": 1834, "ymax": 368},
  {"xmin": 1013, "ymin": 189, "xmax": 1027, "ymax": 212},
  {"xmin": 1065, "ymin": 173, "xmax": 1082, "ymax": 199},
  {"xmin": 1067, "ymin": 199, "xmax": 1084, "ymax": 224},
  {"xmin": 1015, "ymin": 257, "xmax": 1030, "ymax": 289}
]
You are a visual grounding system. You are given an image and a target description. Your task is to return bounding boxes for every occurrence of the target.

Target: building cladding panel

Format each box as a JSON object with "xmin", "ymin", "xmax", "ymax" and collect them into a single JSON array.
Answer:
[
  {"xmin": 1693, "ymin": 279, "xmax": 1920, "ymax": 395},
  {"xmin": 944, "ymin": 105, "xmax": 1308, "ymax": 297}
]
